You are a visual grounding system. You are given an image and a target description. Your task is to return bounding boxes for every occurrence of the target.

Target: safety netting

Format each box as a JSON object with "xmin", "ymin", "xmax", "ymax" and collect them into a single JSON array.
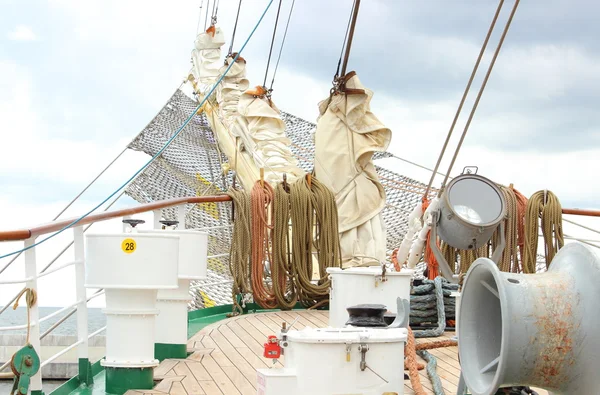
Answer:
[{"xmin": 125, "ymin": 88, "xmax": 441, "ymax": 308}]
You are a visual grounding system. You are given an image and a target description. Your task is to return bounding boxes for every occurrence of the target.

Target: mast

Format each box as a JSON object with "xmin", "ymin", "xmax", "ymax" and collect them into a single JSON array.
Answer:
[{"xmin": 340, "ymin": 0, "xmax": 361, "ymax": 77}]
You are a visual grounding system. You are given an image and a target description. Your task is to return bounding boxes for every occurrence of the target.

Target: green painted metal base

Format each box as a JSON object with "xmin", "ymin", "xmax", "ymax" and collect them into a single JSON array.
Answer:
[
  {"xmin": 78, "ymin": 358, "xmax": 94, "ymax": 386},
  {"xmin": 154, "ymin": 343, "xmax": 187, "ymax": 361},
  {"xmin": 31, "ymin": 391, "xmax": 45, "ymax": 395},
  {"xmin": 105, "ymin": 367, "xmax": 154, "ymax": 395}
]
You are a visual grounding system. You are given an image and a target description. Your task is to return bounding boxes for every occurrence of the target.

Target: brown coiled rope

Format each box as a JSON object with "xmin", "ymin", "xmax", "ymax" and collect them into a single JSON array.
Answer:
[
  {"xmin": 290, "ymin": 176, "xmax": 341, "ymax": 308},
  {"xmin": 227, "ymin": 188, "xmax": 252, "ymax": 315},
  {"xmin": 272, "ymin": 182, "xmax": 297, "ymax": 309},
  {"xmin": 523, "ymin": 190, "xmax": 564, "ymax": 273}
]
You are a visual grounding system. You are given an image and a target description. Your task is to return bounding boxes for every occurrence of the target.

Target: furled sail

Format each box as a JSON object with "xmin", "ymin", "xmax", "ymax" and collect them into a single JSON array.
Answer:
[
  {"xmin": 216, "ymin": 54, "xmax": 249, "ymax": 125},
  {"xmin": 235, "ymin": 86, "xmax": 304, "ymax": 184},
  {"xmin": 314, "ymin": 71, "xmax": 391, "ymax": 268},
  {"xmin": 191, "ymin": 25, "xmax": 226, "ymax": 90}
]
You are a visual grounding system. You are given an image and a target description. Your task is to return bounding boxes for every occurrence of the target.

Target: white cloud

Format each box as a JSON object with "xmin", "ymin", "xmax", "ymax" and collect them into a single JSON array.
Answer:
[{"xmin": 7, "ymin": 25, "xmax": 37, "ymax": 41}]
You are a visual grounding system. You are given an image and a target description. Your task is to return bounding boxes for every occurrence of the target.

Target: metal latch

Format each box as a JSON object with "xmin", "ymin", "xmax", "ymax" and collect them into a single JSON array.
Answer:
[{"xmin": 358, "ymin": 343, "xmax": 369, "ymax": 371}]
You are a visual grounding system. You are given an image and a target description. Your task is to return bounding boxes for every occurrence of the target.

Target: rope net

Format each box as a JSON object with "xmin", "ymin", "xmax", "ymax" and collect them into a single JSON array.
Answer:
[{"xmin": 124, "ymin": 88, "xmax": 432, "ymax": 308}]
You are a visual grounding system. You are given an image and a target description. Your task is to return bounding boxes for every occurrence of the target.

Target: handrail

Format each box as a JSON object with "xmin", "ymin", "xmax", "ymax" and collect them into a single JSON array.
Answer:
[
  {"xmin": 0, "ymin": 195, "xmax": 232, "ymax": 242},
  {"xmin": 562, "ymin": 208, "xmax": 600, "ymax": 218}
]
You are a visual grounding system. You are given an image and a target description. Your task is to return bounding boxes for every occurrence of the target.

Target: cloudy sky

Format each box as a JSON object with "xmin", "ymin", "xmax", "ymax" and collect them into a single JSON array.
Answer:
[{"xmin": 1, "ymin": 0, "xmax": 599, "ymax": 305}]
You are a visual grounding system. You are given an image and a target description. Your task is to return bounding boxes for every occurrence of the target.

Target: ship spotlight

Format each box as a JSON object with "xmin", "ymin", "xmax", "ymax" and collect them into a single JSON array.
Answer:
[
  {"xmin": 436, "ymin": 173, "xmax": 505, "ymax": 250},
  {"xmin": 429, "ymin": 171, "xmax": 507, "ymax": 282}
]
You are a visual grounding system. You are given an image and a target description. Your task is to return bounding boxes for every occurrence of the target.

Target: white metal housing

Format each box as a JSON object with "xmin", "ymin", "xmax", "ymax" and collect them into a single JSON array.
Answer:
[
  {"xmin": 257, "ymin": 327, "xmax": 408, "ymax": 395},
  {"xmin": 327, "ymin": 266, "xmax": 413, "ymax": 327},
  {"xmin": 85, "ymin": 233, "xmax": 180, "ymax": 368}
]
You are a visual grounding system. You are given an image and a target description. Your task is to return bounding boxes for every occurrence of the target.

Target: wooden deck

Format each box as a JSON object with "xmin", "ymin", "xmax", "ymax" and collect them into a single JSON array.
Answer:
[{"xmin": 124, "ymin": 310, "xmax": 548, "ymax": 395}]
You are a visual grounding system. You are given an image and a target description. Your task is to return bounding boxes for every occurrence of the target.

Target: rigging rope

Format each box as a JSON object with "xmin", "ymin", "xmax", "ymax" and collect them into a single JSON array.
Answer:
[
  {"xmin": 227, "ymin": 0, "xmax": 243, "ymax": 56},
  {"xmin": 272, "ymin": 182, "xmax": 298, "ymax": 309},
  {"xmin": 334, "ymin": 0, "xmax": 356, "ymax": 79},
  {"xmin": 423, "ymin": 0, "xmax": 505, "ymax": 198},
  {"xmin": 250, "ymin": 180, "xmax": 280, "ymax": 309},
  {"xmin": 227, "ymin": 188, "xmax": 252, "ymax": 315},
  {"xmin": 204, "ymin": 0, "xmax": 211, "ymax": 31},
  {"xmin": 196, "ymin": 0, "xmax": 205, "ymax": 35},
  {"xmin": 523, "ymin": 190, "xmax": 564, "ymax": 273},
  {"xmin": 263, "ymin": 0, "xmax": 283, "ymax": 88},
  {"xmin": 269, "ymin": 0, "xmax": 296, "ymax": 91},
  {"xmin": 439, "ymin": 0, "xmax": 521, "ymax": 192},
  {"xmin": 0, "ymin": 0, "xmax": 276, "ymax": 260},
  {"xmin": 211, "ymin": 0, "xmax": 220, "ymax": 25}
]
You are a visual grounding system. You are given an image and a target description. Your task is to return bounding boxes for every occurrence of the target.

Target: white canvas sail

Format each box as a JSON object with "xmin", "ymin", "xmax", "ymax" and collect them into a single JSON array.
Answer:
[
  {"xmin": 314, "ymin": 72, "xmax": 391, "ymax": 268},
  {"xmin": 235, "ymin": 86, "xmax": 304, "ymax": 184},
  {"xmin": 191, "ymin": 25, "xmax": 226, "ymax": 89},
  {"xmin": 216, "ymin": 54, "xmax": 249, "ymax": 125}
]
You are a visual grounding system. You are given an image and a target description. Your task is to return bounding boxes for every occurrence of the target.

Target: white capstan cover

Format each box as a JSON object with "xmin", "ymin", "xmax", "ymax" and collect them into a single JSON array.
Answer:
[
  {"xmin": 191, "ymin": 25, "xmax": 226, "ymax": 88},
  {"xmin": 235, "ymin": 87, "xmax": 305, "ymax": 184},
  {"xmin": 216, "ymin": 54, "xmax": 249, "ymax": 124},
  {"xmin": 314, "ymin": 72, "xmax": 391, "ymax": 268}
]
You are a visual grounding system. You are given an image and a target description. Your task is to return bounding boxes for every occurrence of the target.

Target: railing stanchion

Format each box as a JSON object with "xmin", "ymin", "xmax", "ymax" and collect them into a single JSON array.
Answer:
[
  {"xmin": 74, "ymin": 226, "xmax": 93, "ymax": 385},
  {"xmin": 177, "ymin": 205, "xmax": 187, "ymax": 228},
  {"xmin": 24, "ymin": 237, "xmax": 43, "ymax": 393},
  {"xmin": 153, "ymin": 209, "xmax": 162, "ymax": 229}
]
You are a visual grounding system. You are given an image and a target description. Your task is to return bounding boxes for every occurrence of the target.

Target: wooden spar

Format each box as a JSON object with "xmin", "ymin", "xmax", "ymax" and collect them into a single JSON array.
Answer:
[{"xmin": 340, "ymin": 0, "xmax": 361, "ymax": 77}]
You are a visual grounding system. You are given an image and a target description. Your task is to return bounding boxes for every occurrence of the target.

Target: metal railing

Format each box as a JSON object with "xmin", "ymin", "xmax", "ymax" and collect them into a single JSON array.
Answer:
[{"xmin": 0, "ymin": 194, "xmax": 232, "ymax": 392}]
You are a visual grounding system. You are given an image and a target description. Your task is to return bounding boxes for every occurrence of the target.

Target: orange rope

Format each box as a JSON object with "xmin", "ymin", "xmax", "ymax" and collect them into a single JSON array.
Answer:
[
  {"xmin": 391, "ymin": 248, "xmax": 401, "ymax": 271},
  {"xmin": 421, "ymin": 198, "xmax": 440, "ymax": 280},
  {"xmin": 250, "ymin": 181, "xmax": 281, "ymax": 309},
  {"xmin": 405, "ymin": 327, "xmax": 427, "ymax": 395},
  {"xmin": 415, "ymin": 339, "xmax": 458, "ymax": 351}
]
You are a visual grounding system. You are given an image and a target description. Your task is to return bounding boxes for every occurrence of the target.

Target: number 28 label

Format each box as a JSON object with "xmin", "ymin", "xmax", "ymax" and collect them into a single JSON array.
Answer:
[{"xmin": 121, "ymin": 238, "xmax": 137, "ymax": 254}]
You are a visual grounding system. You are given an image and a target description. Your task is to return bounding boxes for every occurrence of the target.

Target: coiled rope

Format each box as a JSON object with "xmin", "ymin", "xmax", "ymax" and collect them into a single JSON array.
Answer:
[
  {"xmin": 413, "ymin": 277, "xmax": 447, "ymax": 338},
  {"xmin": 272, "ymin": 182, "xmax": 297, "ymax": 309},
  {"xmin": 523, "ymin": 190, "xmax": 564, "ymax": 273},
  {"xmin": 290, "ymin": 176, "xmax": 341, "ymax": 308},
  {"xmin": 250, "ymin": 180, "xmax": 281, "ymax": 309},
  {"xmin": 227, "ymin": 188, "xmax": 252, "ymax": 315}
]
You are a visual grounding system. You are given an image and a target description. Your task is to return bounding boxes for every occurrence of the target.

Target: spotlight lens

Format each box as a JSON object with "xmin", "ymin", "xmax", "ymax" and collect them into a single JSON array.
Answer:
[{"xmin": 454, "ymin": 205, "xmax": 482, "ymax": 224}]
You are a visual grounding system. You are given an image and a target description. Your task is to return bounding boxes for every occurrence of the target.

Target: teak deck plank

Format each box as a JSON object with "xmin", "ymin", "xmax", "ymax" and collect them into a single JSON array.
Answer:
[{"xmin": 148, "ymin": 310, "xmax": 550, "ymax": 395}]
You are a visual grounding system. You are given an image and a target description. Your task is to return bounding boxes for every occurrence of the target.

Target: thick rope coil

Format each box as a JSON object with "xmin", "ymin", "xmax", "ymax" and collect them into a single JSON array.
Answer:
[
  {"xmin": 523, "ymin": 190, "xmax": 564, "ymax": 273},
  {"xmin": 272, "ymin": 182, "xmax": 297, "ymax": 309},
  {"xmin": 413, "ymin": 277, "xmax": 446, "ymax": 338},
  {"xmin": 227, "ymin": 188, "xmax": 252, "ymax": 315},
  {"xmin": 250, "ymin": 180, "xmax": 281, "ymax": 309},
  {"xmin": 289, "ymin": 176, "xmax": 341, "ymax": 308}
]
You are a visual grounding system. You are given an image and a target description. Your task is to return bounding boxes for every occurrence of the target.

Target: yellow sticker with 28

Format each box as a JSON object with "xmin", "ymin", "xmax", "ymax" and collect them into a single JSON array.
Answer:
[{"xmin": 121, "ymin": 238, "xmax": 137, "ymax": 254}]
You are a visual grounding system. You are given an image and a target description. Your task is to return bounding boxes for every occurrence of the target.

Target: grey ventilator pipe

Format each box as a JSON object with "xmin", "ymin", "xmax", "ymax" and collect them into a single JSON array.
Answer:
[{"xmin": 458, "ymin": 242, "xmax": 600, "ymax": 395}]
